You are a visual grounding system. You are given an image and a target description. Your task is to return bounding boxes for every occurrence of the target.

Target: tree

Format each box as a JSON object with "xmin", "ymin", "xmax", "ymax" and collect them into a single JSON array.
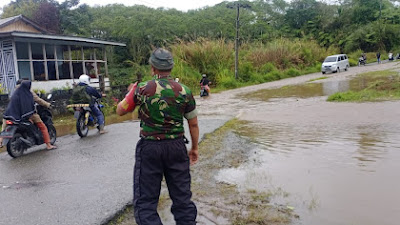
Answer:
[
  {"xmin": 33, "ymin": 1, "xmax": 60, "ymax": 33},
  {"xmin": 1, "ymin": 0, "xmax": 39, "ymax": 19}
]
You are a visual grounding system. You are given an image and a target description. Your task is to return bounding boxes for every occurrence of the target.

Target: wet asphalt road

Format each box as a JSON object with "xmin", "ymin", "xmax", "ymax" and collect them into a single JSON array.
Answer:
[{"xmin": 0, "ymin": 117, "xmax": 229, "ymax": 225}]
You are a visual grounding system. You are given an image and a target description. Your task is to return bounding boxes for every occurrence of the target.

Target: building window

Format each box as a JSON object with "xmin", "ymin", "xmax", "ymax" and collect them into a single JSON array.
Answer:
[
  {"xmin": 31, "ymin": 43, "xmax": 44, "ymax": 60},
  {"xmin": 17, "ymin": 61, "xmax": 31, "ymax": 80},
  {"xmin": 58, "ymin": 61, "xmax": 71, "ymax": 79},
  {"xmin": 47, "ymin": 61, "xmax": 57, "ymax": 80},
  {"xmin": 15, "ymin": 42, "xmax": 107, "ymax": 81},
  {"xmin": 16, "ymin": 42, "xmax": 29, "ymax": 59},
  {"xmin": 72, "ymin": 62, "xmax": 84, "ymax": 79},
  {"xmin": 46, "ymin": 45, "xmax": 55, "ymax": 59},
  {"xmin": 33, "ymin": 61, "xmax": 45, "ymax": 81}
]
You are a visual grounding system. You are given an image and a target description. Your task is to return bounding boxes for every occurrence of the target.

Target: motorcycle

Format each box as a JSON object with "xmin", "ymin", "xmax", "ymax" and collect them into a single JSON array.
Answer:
[
  {"xmin": 200, "ymin": 85, "xmax": 209, "ymax": 97},
  {"xmin": 358, "ymin": 57, "xmax": 366, "ymax": 66},
  {"xmin": 68, "ymin": 98, "xmax": 104, "ymax": 138},
  {"xmin": 388, "ymin": 53, "xmax": 394, "ymax": 61},
  {"xmin": 0, "ymin": 94, "xmax": 56, "ymax": 158}
]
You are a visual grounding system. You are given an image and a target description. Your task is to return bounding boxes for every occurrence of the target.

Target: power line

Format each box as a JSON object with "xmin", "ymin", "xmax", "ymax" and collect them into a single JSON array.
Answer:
[{"xmin": 133, "ymin": 0, "xmax": 161, "ymax": 8}]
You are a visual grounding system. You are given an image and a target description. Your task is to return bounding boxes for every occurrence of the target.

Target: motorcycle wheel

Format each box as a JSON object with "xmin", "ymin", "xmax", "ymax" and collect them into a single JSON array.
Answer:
[
  {"xmin": 7, "ymin": 133, "xmax": 25, "ymax": 158},
  {"xmin": 76, "ymin": 114, "xmax": 89, "ymax": 138},
  {"xmin": 48, "ymin": 125, "xmax": 57, "ymax": 145}
]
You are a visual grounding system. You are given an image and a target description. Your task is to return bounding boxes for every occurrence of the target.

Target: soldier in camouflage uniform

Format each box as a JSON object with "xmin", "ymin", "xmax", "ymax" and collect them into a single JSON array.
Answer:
[{"xmin": 116, "ymin": 48, "xmax": 199, "ymax": 225}]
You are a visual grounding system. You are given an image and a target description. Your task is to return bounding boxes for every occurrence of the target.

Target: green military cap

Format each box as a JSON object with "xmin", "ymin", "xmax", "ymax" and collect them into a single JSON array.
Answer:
[{"xmin": 149, "ymin": 48, "xmax": 174, "ymax": 70}]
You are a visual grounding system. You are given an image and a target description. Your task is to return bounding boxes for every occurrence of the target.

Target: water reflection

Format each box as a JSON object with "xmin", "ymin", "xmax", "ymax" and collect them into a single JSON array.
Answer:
[
  {"xmin": 216, "ymin": 118, "xmax": 400, "ymax": 225},
  {"xmin": 246, "ymin": 121, "xmax": 393, "ymax": 171},
  {"xmin": 322, "ymin": 80, "xmax": 349, "ymax": 95},
  {"xmin": 244, "ymin": 75, "xmax": 395, "ymax": 101},
  {"xmin": 354, "ymin": 126, "xmax": 388, "ymax": 170}
]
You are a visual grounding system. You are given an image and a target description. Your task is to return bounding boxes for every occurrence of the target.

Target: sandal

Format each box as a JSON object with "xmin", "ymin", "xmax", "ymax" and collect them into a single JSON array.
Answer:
[{"xmin": 47, "ymin": 145, "xmax": 58, "ymax": 150}]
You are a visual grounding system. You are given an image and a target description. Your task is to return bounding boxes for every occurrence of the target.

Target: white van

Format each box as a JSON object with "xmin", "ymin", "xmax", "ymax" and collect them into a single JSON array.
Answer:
[{"xmin": 321, "ymin": 54, "xmax": 349, "ymax": 74}]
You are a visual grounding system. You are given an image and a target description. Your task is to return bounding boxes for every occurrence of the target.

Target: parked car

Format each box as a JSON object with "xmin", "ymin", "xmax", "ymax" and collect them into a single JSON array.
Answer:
[{"xmin": 321, "ymin": 54, "xmax": 350, "ymax": 74}]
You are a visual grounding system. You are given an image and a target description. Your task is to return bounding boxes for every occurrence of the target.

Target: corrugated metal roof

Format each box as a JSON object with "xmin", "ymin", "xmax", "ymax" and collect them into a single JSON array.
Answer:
[
  {"xmin": 4, "ymin": 31, "xmax": 126, "ymax": 47},
  {"xmin": 0, "ymin": 15, "xmax": 21, "ymax": 27},
  {"xmin": 0, "ymin": 15, "xmax": 47, "ymax": 33}
]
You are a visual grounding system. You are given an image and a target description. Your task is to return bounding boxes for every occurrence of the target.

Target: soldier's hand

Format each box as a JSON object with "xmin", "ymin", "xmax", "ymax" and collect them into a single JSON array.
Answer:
[
  {"xmin": 189, "ymin": 147, "xmax": 198, "ymax": 165},
  {"xmin": 127, "ymin": 83, "xmax": 135, "ymax": 91}
]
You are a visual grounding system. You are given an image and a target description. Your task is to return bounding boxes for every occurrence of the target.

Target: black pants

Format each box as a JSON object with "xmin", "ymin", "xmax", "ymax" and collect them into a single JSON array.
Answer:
[{"xmin": 133, "ymin": 138, "xmax": 197, "ymax": 225}]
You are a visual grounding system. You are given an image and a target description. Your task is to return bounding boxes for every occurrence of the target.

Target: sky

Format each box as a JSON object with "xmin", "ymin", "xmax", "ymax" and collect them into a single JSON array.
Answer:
[{"xmin": 0, "ymin": 0, "xmax": 236, "ymax": 12}]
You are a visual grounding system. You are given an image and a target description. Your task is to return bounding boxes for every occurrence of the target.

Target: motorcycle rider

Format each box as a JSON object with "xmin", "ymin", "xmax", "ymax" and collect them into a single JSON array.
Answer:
[
  {"xmin": 75, "ymin": 74, "xmax": 106, "ymax": 134},
  {"xmin": 199, "ymin": 74, "xmax": 211, "ymax": 95},
  {"xmin": 362, "ymin": 53, "xmax": 367, "ymax": 61},
  {"xmin": 1, "ymin": 80, "xmax": 57, "ymax": 150}
]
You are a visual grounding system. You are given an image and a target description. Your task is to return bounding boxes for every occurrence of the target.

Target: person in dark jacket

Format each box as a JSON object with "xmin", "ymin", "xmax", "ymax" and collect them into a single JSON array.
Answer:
[
  {"xmin": 77, "ymin": 74, "xmax": 106, "ymax": 134},
  {"xmin": 199, "ymin": 74, "xmax": 211, "ymax": 95},
  {"xmin": 2, "ymin": 80, "xmax": 56, "ymax": 149}
]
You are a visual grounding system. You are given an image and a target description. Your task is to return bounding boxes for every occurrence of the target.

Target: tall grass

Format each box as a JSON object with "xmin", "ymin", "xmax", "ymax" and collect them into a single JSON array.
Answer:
[
  {"xmin": 169, "ymin": 38, "xmax": 339, "ymax": 91},
  {"xmin": 108, "ymin": 38, "xmax": 340, "ymax": 93}
]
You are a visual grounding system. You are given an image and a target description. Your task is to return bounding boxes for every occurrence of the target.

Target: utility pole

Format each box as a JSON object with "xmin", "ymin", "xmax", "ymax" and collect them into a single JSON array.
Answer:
[
  {"xmin": 227, "ymin": 2, "xmax": 251, "ymax": 80},
  {"xmin": 235, "ymin": 3, "xmax": 239, "ymax": 80}
]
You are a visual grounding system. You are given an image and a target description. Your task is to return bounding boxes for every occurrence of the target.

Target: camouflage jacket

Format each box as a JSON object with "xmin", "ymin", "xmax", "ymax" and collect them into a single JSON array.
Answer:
[{"xmin": 134, "ymin": 76, "xmax": 197, "ymax": 140}]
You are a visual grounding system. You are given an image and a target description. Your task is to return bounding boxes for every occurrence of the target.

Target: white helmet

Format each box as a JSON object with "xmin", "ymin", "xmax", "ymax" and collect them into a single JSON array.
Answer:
[{"xmin": 79, "ymin": 74, "xmax": 90, "ymax": 85}]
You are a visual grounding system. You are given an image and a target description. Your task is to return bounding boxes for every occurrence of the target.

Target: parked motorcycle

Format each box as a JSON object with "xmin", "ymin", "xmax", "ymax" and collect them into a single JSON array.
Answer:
[
  {"xmin": 0, "ymin": 94, "xmax": 56, "ymax": 158},
  {"xmin": 200, "ymin": 85, "xmax": 209, "ymax": 97},
  {"xmin": 68, "ymin": 98, "xmax": 104, "ymax": 138},
  {"xmin": 358, "ymin": 57, "xmax": 366, "ymax": 66}
]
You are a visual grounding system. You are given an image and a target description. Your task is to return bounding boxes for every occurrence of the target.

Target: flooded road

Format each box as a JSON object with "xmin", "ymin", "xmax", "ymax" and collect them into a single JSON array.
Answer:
[
  {"xmin": 196, "ymin": 62, "xmax": 400, "ymax": 225},
  {"xmin": 217, "ymin": 100, "xmax": 400, "ymax": 225}
]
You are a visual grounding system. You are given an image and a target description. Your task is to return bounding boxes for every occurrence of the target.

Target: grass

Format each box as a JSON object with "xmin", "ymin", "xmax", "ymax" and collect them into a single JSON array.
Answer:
[
  {"xmin": 308, "ymin": 76, "xmax": 328, "ymax": 82},
  {"xmin": 327, "ymin": 70, "xmax": 400, "ymax": 102},
  {"xmin": 168, "ymin": 38, "xmax": 337, "ymax": 93}
]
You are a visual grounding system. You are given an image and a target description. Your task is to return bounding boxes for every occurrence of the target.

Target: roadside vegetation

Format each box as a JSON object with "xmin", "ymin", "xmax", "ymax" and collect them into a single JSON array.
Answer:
[
  {"xmin": 308, "ymin": 76, "xmax": 328, "ymax": 82},
  {"xmin": 328, "ymin": 70, "xmax": 400, "ymax": 102}
]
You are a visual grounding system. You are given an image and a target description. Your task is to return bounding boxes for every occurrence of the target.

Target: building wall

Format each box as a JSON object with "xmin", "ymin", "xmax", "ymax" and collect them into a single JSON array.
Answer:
[
  {"xmin": 0, "ymin": 20, "xmax": 41, "ymax": 33},
  {"xmin": 0, "ymin": 39, "xmax": 17, "ymax": 95},
  {"xmin": 31, "ymin": 78, "xmax": 110, "ymax": 92}
]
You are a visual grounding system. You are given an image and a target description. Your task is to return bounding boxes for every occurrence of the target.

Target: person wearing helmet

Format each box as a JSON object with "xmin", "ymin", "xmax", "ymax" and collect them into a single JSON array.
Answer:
[
  {"xmin": 118, "ymin": 48, "xmax": 198, "ymax": 225},
  {"xmin": 77, "ymin": 74, "xmax": 106, "ymax": 134},
  {"xmin": 200, "ymin": 74, "xmax": 211, "ymax": 96}
]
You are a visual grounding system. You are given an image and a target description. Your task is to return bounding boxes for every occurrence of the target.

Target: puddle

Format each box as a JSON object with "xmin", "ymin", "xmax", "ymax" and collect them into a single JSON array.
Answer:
[
  {"xmin": 216, "ymin": 107, "xmax": 400, "ymax": 225},
  {"xmin": 244, "ymin": 75, "xmax": 397, "ymax": 101}
]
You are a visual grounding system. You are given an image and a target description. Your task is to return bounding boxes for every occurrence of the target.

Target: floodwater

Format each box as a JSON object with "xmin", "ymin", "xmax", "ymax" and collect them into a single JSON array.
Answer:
[
  {"xmin": 243, "ymin": 74, "xmax": 397, "ymax": 101},
  {"xmin": 206, "ymin": 77, "xmax": 400, "ymax": 224}
]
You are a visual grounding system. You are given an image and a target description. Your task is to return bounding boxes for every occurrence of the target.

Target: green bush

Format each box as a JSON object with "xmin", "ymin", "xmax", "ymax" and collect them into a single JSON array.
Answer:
[
  {"xmin": 249, "ymin": 73, "xmax": 265, "ymax": 84},
  {"xmin": 264, "ymin": 70, "xmax": 283, "ymax": 81},
  {"xmin": 285, "ymin": 68, "xmax": 301, "ymax": 77},
  {"xmin": 0, "ymin": 83, "xmax": 6, "ymax": 94},
  {"xmin": 218, "ymin": 76, "xmax": 240, "ymax": 89},
  {"xmin": 238, "ymin": 62, "xmax": 255, "ymax": 82},
  {"xmin": 349, "ymin": 58, "xmax": 358, "ymax": 66},
  {"xmin": 259, "ymin": 62, "xmax": 278, "ymax": 74}
]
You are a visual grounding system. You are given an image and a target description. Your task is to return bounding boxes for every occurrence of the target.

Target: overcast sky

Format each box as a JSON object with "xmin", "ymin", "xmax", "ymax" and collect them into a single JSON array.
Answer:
[{"xmin": 1, "ymin": 0, "xmax": 236, "ymax": 13}]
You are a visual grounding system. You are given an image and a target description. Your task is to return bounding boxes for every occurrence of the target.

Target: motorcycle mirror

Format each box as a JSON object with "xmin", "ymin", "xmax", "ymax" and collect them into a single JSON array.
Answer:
[{"xmin": 47, "ymin": 94, "xmax": 52, "ymax": 100}]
